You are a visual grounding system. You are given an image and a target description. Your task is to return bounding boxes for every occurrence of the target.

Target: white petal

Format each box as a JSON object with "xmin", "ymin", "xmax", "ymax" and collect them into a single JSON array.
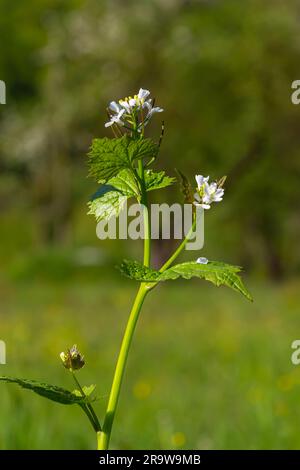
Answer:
[
  {"xmin": 195, "ymin": 175, "xmax": 209, "ymax": 188},
  {"xmin": 138, "ymin": 88, "xmax": 150, "ymax": 100},
  {"xmin": 115, "ymin": 118, "xmax": 124, "ymax": 126},
  {"xmin": 209, "ymin": 182, "xmax": 217, "ymax": 192},
  {"xmin": 119, "ymin": 100, "xmax": 130, "ymax": 111},
  {"xmin": 196, "ymin": 257, "xmax": 209, "ymax": 264},
  {"xmin": 143, "ymin": 99, "xmax": 152, "ymax": 110},
  {"xmin": 117, "ymin": 109, "xmax": 125, "ymax": 119},
  {"xmin": 151, "ymin": 106, "xmax": 163, "ymax": 113},
  {"xmin": 109, "ymin": 101, "xmax": 120, "ymax": 113},
  {"xmin": 215, "ymin": 188, "xmax": 224, "ymax": 197},
  {"xmin": 195, "ymin": 175, "xmax": 204, "ymax": 187},
  {"xmin": 202, "ymin": 194, "xmax": 211, "ymax": 204}
]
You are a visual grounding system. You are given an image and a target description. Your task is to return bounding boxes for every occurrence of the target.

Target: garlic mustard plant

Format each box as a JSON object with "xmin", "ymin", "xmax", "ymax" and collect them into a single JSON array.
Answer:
[{"xmin": 0, "ymin": 88, "xmax": 252, "ymax": 450}]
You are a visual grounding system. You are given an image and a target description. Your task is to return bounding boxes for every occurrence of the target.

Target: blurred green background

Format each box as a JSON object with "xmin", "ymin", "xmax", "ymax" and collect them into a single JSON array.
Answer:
[{"xmin": 1, "ymin": 0, "xmax": 300, "ymax": 449}]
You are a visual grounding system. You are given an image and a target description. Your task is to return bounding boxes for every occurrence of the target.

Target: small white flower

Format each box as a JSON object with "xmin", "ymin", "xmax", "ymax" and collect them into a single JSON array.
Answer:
[
  {"xmin": 204, "ymin": 182, "xmax": 224, "ymax": 203},
  {"xmin": 105, "ymin": 88, "xmax": 163, "ymax": 129},
  {"xmin": 196, "ymin": 257, "xmax": 209, "ymax": 264},
  {"xmin": 105, "ymin": 108, "xmax": 125, "ymax": 127},
  {"xmin": 193, "ymin": 174, "xmax": 225, "ymax": 209}
]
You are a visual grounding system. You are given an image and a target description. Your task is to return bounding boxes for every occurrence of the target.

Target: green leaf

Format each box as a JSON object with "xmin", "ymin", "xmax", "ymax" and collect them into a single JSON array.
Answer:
[
  {"xmin": 108, "ymin": 169, "xmax": 140, "ymax": 198},
  {"xmin": 119, "ymin": 259, "xmax": 159, "ymax": 282},
  {"xmin": 88, "ymin": 189, "xmax": 128, "ymax": 222},
  {"xmin": 144, "ymin": 170, "xmax": 176, "ymax": 192},
  {"xmin": 88, "ymin": 168, "xmax": 140, "ymax": 222},
  {"xmin": 72, "ymin": 384, "xmax": 96, "ymax": 398},
  {"xmin": 159, "ymin": 261, "xmax": 253, "ymax": 301},
  {"xmin": 118, "ymin": 260, "xmax": 253, "ymax": 301},
  {"xmin": 128, "ymin": 138, "xmax": 159, "ymax": 162},
  {"xmin": 0, "ymin": 376, "xmax": 92, "ymax": 405},
  {"xmin": 88, "ymin": 137, "xmax": 130, "ymax": 183},
  {"xmin": 87, "ymin": 136, "xmax": 158, "ymax": 184}
]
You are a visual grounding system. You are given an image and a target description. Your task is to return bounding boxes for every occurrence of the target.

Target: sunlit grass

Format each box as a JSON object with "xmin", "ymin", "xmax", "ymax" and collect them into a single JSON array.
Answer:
[{"xmin": 1, "ymin": 275, "xmax": 300, "ymax": 449}]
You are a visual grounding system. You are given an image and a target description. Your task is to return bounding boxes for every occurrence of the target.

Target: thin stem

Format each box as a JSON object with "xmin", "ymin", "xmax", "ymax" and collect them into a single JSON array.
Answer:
[
  {"xmin": 159, "ymin": 216, "xmax": 197, "ymax": 273},
  {"xmin": 143, "ymin": 201, "xmax": 151, "ymax": 267},
  {"xmin": 138, "ymin": 159, "xmax": 151, "ymax": 267},
  {"xmin": 79, "ymin": 403, "xmax": 99, "ymax": 433},
  {"xmin": 97, "ymin": 283, "xmax": 149, "ymax": 450},
  {"xmin": 71, "ymin": 371, "xmax": 101, "ymax": 432}
]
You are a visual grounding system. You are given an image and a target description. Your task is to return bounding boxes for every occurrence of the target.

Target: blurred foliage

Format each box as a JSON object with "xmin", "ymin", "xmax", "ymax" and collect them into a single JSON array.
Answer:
[{"xmin": 1, "ymin": 0, "xmax": 300, "ymax": 278}]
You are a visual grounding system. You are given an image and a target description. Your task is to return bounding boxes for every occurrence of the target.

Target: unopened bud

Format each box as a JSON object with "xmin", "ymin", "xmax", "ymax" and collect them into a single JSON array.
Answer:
[{"xmin": 60, "ymin": 345, "xmax": 85, "ymax": 371}]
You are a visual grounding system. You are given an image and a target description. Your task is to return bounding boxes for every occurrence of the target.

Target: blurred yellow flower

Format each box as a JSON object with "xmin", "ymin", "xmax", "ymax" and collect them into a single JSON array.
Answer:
[
  {"xmin": 277, "ymin": 374, "xmax": 294, "ymax": 392},
  {"xmin": 133, "ymin": 380, "xmax": 152, "ymax": 400},
  {"xmin": 171, "ymin": 432, "xmax": 186, "ymax": 448}
]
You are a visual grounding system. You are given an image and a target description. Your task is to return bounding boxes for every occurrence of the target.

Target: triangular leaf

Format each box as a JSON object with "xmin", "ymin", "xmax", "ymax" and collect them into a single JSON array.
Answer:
[
  {"xmin": 0, "ymin": 376, "xmax": 93, "ymax": 405},
  {"xmin": 118, "ymin": 260, "xmax": 252, "ymax": 301},
  {"xmin": 159, "ymin": 261, "xmax": 252, "ymax": 301}
]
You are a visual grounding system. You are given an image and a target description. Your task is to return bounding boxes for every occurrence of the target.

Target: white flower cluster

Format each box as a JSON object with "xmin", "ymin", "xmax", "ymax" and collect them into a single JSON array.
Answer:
[
  {"xmin": 105, "ymin": 88, "xmax": 163, "ymax": 129},
  {"xmin": 193, "ymin": 175, "xmax": 225, "ymax": 210}
]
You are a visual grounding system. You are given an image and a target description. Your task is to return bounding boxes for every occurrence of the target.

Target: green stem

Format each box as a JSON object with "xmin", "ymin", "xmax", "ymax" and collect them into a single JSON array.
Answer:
[
  {"xmin": 97, "ymin": 283, "xmax": 149, "ymax": 450},
  {"xmin": 97, "ymin": 431, "xmax": 102, "ymax": 450},
  {"xmin": 71, "ymin": 371, "xmax": 101, "ymax": 432},
  {"xmin": 79, "ymin": 403, "xmax": 99, "ymax": 433},
  {"xmin": 138, "ymin": 158, "xmax": 151, "ymax": 267},
  {"xmin": 159, "ymin": 216, "xmax": 197, "ymax": 273},
  {"xmin": 143, "ymin": 201, "xmax": 151, "ymax": 267},
  {"xmin": 98, "ymin": 155, "xmax": 151, "ymax": 450}
]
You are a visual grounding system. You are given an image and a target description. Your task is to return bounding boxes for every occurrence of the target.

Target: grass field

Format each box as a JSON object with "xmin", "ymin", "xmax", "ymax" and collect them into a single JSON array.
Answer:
[{"xmin": 1, "ymin": 273, "xmax": 300, "ymax": 449}]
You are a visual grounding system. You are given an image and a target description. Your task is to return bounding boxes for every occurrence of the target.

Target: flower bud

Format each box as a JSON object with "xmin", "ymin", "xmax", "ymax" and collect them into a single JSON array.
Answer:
[{"xmin": 60, "ymin": 345, "xmax": 85, "ymax": 371}]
